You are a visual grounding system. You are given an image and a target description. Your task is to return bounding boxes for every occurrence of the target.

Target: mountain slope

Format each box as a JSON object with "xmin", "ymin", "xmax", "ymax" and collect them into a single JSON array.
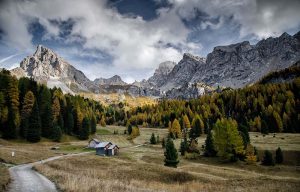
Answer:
[
  {"xmin": 190, "ymin": 32, "xmax": 300, "ymax": 88},
  {"xmin": 11, "ymin": 45, "xmax": 92, "ymax": 93}
]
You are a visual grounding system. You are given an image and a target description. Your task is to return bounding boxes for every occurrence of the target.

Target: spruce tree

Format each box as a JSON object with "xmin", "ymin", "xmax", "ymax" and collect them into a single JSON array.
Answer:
[
  {"xmin": 3, "ymin": 107, "xmax": 17, "ymax": 139},
  {"xmin": 51, "ymin": 125, "xmax": 62, "ymax": 142},
  {"xmin": 164, "ymin": 137, "xmax": 179, "ymax": 168},
  {"xmin": 262, "ymin": 150, "xmax": 275, "ymax": 166},
  {"xmin": 190, "ymin": 115, "xmax": 203, "ymax": 139},
  {"xmin": 162, "ymin": 138, "xmax": 165, "ymax": 148},
  {"xmin": 150, "ymin": 133, "xmax": 156, "ymax": 144},
  {"xmin": 275, "ymin": 147, "xmax": 283, "ymax": 164},
  {"xmin": 127, "ymin": 124, "xmax": 132, "ymax": 135},
  {"xmin": 204, "ymin": 129, "xmax": 216, "ymax": 157},
  {"xmin": 27, "ymin": 101, "xmax": 41, "ymax": 142},
  {"xmin": 41, "ymin": 103, "xmax": 53, "ymax": 138},
  {"xmin": 90, "ymin": 115, "xmax": 97, "ymax": 134},
  {"xmin": 66, "ymin": 111, "xmax": 74, "ymax": 135},
  {"xmin": 79, "ymin": 117, "xmax": 90, "ymax": 140}
]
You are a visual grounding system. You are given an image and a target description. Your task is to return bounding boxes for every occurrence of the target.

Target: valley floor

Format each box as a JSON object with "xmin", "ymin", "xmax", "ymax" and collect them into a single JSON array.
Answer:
[{"xmin": 1, "ymin": 126, "xmax": 300, "ymax": 192}]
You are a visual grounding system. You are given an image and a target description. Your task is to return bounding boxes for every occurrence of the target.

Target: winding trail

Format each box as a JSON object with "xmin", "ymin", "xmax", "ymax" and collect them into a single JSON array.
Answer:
[{"xmin": 8, "ymin": 152, "xmax": 92, "ymax": 192}]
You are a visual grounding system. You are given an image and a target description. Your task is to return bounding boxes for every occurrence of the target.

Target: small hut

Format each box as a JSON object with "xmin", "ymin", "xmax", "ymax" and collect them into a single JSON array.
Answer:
[
  {"xmin": 88, "ymin": 138, "xmax": 100, "ymax": 148},
  {"xmin": 95, "ymin": 142, "xmax": 112, "ymax": 156},
  {"xmin": 107, "ymin": 144, "xmax": 119, "ymax": 156}
]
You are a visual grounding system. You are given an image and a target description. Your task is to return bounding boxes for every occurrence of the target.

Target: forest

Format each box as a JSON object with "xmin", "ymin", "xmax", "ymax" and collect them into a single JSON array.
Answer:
[
  {"xmin": 107, "ymin": 76, "xmax": 300, "ymax": 134},
  {"xmin": 0, "ymin": 69, "xmax": 103, "ymax": 142}
]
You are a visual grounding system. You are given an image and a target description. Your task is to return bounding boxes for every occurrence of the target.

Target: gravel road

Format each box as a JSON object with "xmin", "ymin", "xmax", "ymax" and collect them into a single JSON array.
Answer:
[{"xmin": 8, "ymin": 152, "xmax": 92, "ymax": 192}]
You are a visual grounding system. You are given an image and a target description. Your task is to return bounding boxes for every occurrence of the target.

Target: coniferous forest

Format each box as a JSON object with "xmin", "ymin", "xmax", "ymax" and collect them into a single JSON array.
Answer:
[{"xmin": 0, "ymin": 69, "xmax": 101, "ymax": 142}]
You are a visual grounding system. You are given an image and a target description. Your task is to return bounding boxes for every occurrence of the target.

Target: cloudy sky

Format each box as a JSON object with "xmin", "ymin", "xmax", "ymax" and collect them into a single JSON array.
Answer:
[{"xmin": 0, "ymin": 0, "xmax": 300, "ymax": 83}]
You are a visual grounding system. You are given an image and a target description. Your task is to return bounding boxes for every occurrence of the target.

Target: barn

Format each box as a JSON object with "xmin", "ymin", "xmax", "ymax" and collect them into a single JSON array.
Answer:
[
  {"xmin": 95, "ymin": 142, "xmax": 112, "ymax": 156},
  {"xmin": 88, "ymin": 138, "xmax": 100, "ymax": 148},
  {"xmin": 107, "ymin": 144, "xmax": 119, "ymax": 156}
]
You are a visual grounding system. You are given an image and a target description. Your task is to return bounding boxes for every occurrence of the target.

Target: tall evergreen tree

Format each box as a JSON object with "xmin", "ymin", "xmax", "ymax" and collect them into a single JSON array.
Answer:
[
  {"xmin": 66, "ymin": 111, "xmax": 74, "ymax": 135},
  {"xmin": 275, "ymin": 147, "xmax": 283, "ymax": 164},
  {"xmin": 204, "ymin": 129, "xmax": 216, "ymax": 157},
  {"xmin": 41, "ymin": 103, "xmax": 53, "ymax": 138},
  {"xmin": 79, "ymin": 117, "xmax": 90, "ymax": 140},
  {"xmin": 27, "ymin": 101, "xmax": 41, "ymax": 142},
  {"xmin": 150, "ymin": 133, "xmax": 157, "ymax": 144},
  {"xmin": 262, "ymin": 150, "xmax": 275, "ymax": 166},
  {"xmin": 7, "ymin": 76, "xmax": 20, "ymax": 132},
  {"xmin": 164, "ymin": 137, "xmax": 179, "ymax": 168},
  {"xmin": 90, "ymin": 115, "xmax": 97, "ymax": 134},
  {"xmin": 3, "ymin": 107, "xmax": 17, "ymax": 139},
  {"xmin": 190, "ymin": 115, "xmax": 203, "ymax": 139},
  {"xmin": 51, "ymin": 125, "xmax": 62, "ymax": 142}
]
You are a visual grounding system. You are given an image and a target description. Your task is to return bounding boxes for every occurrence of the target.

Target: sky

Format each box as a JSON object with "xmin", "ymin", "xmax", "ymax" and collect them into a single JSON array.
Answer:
[{"xmin": 0, "ymin": 0, "xmax": 300, "ymax": 83}]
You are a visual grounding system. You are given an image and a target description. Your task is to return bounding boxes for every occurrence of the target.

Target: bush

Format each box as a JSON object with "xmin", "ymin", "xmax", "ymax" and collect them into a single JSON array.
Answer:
[
  {"xmin": 150, "ymin": 133, "xmax": 157, "ymax": 144},
  {"xmin": 275, "ymin": 147, "xmax": 283, "ymax": 164},
  {"xmin": 262, "ymin": 150, "xmax": 275, "ymax": 166}
]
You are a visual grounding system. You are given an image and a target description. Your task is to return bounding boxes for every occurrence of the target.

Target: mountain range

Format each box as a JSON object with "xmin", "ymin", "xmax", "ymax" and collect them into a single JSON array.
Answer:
[{"xmin": 10, "ymin": 31, "xmax": 300, "ymax": 98}]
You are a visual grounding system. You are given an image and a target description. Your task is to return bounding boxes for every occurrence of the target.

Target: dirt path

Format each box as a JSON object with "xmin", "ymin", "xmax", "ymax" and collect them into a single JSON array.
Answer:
[{"xmin": 8, "ymin": 152, "xmax": 92, "ymax": 192}]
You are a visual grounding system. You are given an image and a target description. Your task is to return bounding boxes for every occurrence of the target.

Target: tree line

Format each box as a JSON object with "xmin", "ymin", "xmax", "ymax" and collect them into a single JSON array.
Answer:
[
  {"xmin": 112, "ymin": 77, "xmax": 300, "ymax": 134},
  {"xmin": 0, "ymin": 70, "xmax": 101, "ymax": 142}
]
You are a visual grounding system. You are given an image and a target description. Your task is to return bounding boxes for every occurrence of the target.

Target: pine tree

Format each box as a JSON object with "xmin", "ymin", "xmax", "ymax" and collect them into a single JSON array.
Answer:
[
  {"xmin": 239, "ymin": 124, "xmax": 250, "ymax": 146},
  {"xmin": 127, "ymin": 124, "xmax": 133, "ymax": 135},
  {"xmin": 204, "ymin": 129, "xmax": 216, "ymax": 157},
  {"xmin": 213, "ymin": 118, "xmax": 245, "ymax": 161},
  {"xmin": 52, "ymin": 125, "xmax": 62, "ymax": 142},
  {"xmin": 262, "ymin": 150, "xmax": 275, "ymax": 166},
  {"xmin": 41, "ymin": 103, "xmax": 53, "ymax": 138},
  {"xmin": 3, "ymin": 107, "xmax": 18, "ymax": 139},
  {"xmin": 164, "ymin": 137, "xmax": 179, "ymax": 168},
  {"xmin": 162, "ymin": 138, "xmax": 165, "ymax": 148},
  {"xmin": 79, "ymin": 117, "xmax": 90, "ymax": 140},
  {"xmin": 66, "ymin": 111, "xmax": 74, "ymax": 135},
  {"xmin": 273, "ymin": 111, "xmax": 283, "ymax": 132},
  {"xmin": 150, "ymin": 133, "xmax": 156, "ymax": 144},
  {"xmin": 275, "ymin": 147, "xmax": 283, "ymax": 164},
  {"xmin": 90, "ymin": 115, "xmax": 97, "ymax": 134},
  {"xmin": 27, "ymin": 101, "xmax": 41, "ymax": 142}
]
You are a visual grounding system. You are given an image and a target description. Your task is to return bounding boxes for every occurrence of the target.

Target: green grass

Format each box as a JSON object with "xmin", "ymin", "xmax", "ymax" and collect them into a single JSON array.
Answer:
[
  {"xmin": 96, "ymin": 128, "xmax": 113, "ymax": 135},
  {"xmin": 57, "ymin": 144, "xmax": 95, "ymax": 153}
]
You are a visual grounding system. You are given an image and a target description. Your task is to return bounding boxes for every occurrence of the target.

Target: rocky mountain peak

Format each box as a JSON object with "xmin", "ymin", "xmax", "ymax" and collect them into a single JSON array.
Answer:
[
  {"xmin": 93, "ymin": 75, "xmax": 127, "ymax": 86},
  {"xmin": 183, "ymin": 53, "xmax": 206, "ymax": 62}
]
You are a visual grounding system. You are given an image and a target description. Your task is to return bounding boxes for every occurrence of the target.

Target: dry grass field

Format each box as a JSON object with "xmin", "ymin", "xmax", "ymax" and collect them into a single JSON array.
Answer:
[
  {"xmin": 0, "ymin": 165, "xmax": 9, "ymax": 192},
  {"xmin": 79, "ymin": 92, "xmax": 157, "ymax": 107},
  {"xmin": 33, "ymin": 126, "xmax": 300, "ymax": 192}
]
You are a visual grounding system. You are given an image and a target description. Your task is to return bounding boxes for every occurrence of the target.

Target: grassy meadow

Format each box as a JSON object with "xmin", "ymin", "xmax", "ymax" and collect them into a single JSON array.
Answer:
[{"xmin": 33, "ymin": 125, "xmax": 300, "ymax": 192}]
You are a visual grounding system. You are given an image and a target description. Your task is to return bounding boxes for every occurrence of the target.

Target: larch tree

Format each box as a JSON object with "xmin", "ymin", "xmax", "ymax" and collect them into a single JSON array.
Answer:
[
  {"xmin": 190, "ymin": 115, "xmax": 204, "ymax": 139},
  {"xmin": 7, "ymin": 76, "xmax": 20, "ymax": 137},
  {"xmin": 20, "ymin": 91, "xmax": 35, "ymax": 138},
  {"xmin": 212, "ymin": 118, "xmax": 245, "ymax": 161},
  {"xmin": 183, "ymin": 114, "xmax": 191, "ymax": 129},
  {"xmin": 172, "ymin": 118, "xmax": 181, "ymax": 138},
  {"xmin": 52, "ymin": 97, "xmax": 61, "ymax": 124}
]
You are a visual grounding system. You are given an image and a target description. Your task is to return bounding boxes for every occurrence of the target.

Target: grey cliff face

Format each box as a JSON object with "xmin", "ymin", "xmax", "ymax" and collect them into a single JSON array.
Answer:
[
  {"xmin": 93, "ymin": 75, "xmax": 127, "ymax": 86},
  {"xmin": 190, "ymin": 32, "xmax": 300, "ymax": 88}
]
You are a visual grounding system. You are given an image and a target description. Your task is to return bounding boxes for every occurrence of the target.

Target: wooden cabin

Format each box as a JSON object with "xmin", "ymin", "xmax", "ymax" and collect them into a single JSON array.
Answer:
[
  {"xmin": 95, "ymin": 142, "xmax": 112, "ymax": 156},
  {"xmin": 107, "ymin": 144, "xmax": 119, "ymax": 156},
  {"xmin": 88, "ymin": 138, "xmax": 100, "ymax": 148}
]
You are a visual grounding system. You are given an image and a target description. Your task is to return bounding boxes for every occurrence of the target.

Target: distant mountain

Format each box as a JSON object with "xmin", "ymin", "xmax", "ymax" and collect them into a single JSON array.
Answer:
[
  {"xmin": 9, "ymin": 31, "xmax": 300, "ymax": 98},
  {"xmin": 11, "ymin": 45, "xmax": 92, "ymax": 94},
  {"xmin": 93, "ymin": 75, "xmax": 127, "ymax": 86}
]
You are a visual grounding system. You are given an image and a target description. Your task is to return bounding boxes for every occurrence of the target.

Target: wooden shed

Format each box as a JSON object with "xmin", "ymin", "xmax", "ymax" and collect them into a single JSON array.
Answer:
[
  {"xmin": 95, "ymin": 142, "xmax": 112, "ymax": 156},
  {"xmin": 107, "ymin": 144, "xmax": 119, "ymax": 156},
  {"xmin": 88, "ymin": 138, "xmax": 100, "ymax": 148}
]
